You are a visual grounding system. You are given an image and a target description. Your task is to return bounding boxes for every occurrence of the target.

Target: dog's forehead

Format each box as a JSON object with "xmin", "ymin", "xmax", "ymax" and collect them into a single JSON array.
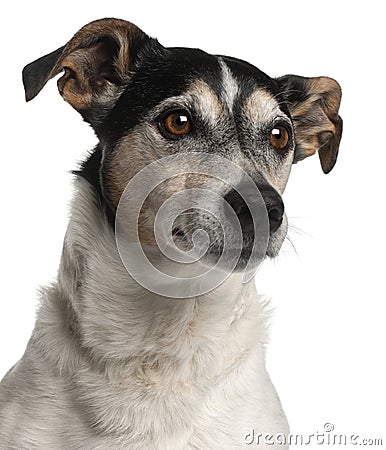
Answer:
[
  {"xmin": 106, "ymin": 47, "xmax": 285, "ymax": 140},
  {"xmin": 191, "ymin": 59, "xmax": 284, "ymax": 125},
  {"xmin": 142, "ymin": 50, "xmax": 284, "ymax": 128}
]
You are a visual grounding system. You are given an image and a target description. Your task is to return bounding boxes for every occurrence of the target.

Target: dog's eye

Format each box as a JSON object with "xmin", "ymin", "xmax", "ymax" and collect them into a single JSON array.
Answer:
[
  {"xmin": 270, "ymin": 126, "xmax": 289, "ymax": 152},
  {"xmin": 161, "ymin": 111, "xmax": 191, "ymax": 136}
]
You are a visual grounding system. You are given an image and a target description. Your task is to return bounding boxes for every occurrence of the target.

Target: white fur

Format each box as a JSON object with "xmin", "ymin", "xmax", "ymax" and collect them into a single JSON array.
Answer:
[
  {"xmin": 219, "ymin": 59, "xmax": 239, "ymax": 113},
  {"xmin": 0, "ymin": 179, "xmax": 289, "ymax": 449}
]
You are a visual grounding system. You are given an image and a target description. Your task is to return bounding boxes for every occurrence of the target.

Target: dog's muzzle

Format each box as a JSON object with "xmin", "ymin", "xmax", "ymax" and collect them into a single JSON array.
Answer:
[{"xmin": 170, "ymin": 182, "xmax": 285, "ymax": 269}]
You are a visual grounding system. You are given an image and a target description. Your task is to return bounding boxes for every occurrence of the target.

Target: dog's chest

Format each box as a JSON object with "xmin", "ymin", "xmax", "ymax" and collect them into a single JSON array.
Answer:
[{"xmin": 69, "ymin": 349, "xmax": 288, "ymax": 450}]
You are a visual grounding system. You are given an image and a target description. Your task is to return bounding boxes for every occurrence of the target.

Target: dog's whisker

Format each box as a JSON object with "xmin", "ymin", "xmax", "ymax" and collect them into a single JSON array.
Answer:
[
  {"xmin": 284, "ymin": 233, "xmax": 300, "ymax": 258},
  {"xmin": 287, "ymin": 221, "xmax": 313, "ymax": 239},
  {"xmin": 287, "ymin": 223, "xmax": 308, "ymax": 237}
]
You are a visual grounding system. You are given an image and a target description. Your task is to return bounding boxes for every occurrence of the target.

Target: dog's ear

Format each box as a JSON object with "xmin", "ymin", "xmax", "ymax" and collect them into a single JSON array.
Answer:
[
  {"xmin": 278, "ymin": 75, "xmax": 343, "ymax": 174},
  {"xmin": 22, "ymin": 18, "xmax": 151, "ymax": 122}
]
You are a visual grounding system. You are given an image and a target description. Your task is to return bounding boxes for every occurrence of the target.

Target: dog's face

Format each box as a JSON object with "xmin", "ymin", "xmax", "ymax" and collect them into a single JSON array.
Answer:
[{"xmin": 23, "ymin": 18, "xmax": 342, "ymax": 271}]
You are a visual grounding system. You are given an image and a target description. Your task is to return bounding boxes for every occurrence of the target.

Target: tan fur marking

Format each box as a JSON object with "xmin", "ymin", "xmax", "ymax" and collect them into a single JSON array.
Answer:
[
  {"xmin": 291, "ymin": 76, "xmax": 342, "ymax": 164},
  {"xmin": 106, "ymin": 128, "xmax": 218, "ymax": 209},
  {"xmin": 53, "ymin": 18, "xmax": 143, "ymax": 75},
  {"xmin": 151, "ymin": 79, "xmax": 224, "ymax": 126},
  {"xmin": 52, "ymin": 19, "xmax": 145, "ymax": 110},
  {"xmin": 188, "ymin": 79, "xmax": 223, "ymax": 123},
  {"xmin": 243, "ymin": 88, "xmax": 281, "ymax": 124},
  {"xmin": 104, "ymin": 131, "xmax": 151, "ymax": 208}
]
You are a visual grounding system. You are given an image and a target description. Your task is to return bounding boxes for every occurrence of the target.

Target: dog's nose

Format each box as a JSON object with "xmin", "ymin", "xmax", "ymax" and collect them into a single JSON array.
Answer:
[
  {"xmin": 223, "ymin": 188, "xmax": 254, "ymax": 235},
  {"xmin": 260, "ymin": 188, "xmax": 284, "ymax": 233},
  {"xmin": 224, "ymin": 185, "xmax": 284, "ymax": 234}
]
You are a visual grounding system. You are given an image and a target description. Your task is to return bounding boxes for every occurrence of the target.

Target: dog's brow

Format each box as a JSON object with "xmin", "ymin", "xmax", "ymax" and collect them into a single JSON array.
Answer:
[
  {"xmin": 188, "ymin": 79, "xmax": 224, "ymax": 123},
  {"xmin": 243, "ymin": 88, "xmax": 284, "ymax": 125},
  {"xmin": 151, "ymin": 80, "xmax": 224, "ymax": 125}
]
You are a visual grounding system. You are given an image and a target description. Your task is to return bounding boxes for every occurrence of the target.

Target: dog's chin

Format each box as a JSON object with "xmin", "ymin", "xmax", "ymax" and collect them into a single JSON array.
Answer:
[
  {"xmin": 209, "ymin": 217, "xmax": 288, "ymax": 269},
  {"xmin": 169, "ymin": 215, "xmax": 288, "ymax": 272},
  {"xmin": 265, "ymin": 237, "xmax": 284, "ymax": 258}
]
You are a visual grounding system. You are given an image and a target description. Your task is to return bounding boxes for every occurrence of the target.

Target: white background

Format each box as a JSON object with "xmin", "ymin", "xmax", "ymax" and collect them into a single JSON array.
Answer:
[{"xmin": 1, "ymin": 0, "xmax": 385, "ymax": 442}]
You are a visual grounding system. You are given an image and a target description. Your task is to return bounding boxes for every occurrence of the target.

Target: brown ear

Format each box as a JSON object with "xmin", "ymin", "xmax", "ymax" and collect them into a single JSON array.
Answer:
[
  {"xmin": 278, "ymin": 75, "xmax": 343, "ymax": 174},
  {"xmin": 22, "ymin": 18, "xmax": 150, "ymax": 122}
]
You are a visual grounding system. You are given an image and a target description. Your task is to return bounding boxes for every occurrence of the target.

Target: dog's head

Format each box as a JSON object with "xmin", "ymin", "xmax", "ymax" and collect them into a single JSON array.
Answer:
[{"xmin": 23, "ymin": 18, "xmax": 342, "ymax": 275}]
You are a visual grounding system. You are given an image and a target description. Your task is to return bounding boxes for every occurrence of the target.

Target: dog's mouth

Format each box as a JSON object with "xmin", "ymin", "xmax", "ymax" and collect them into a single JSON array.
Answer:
[{"xmin": 170, "ymin": 216, "xmax": 285, "ymax": 270}]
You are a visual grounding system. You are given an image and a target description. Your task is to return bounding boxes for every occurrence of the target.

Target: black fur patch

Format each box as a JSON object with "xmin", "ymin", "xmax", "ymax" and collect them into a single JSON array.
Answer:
[
  {"xmin": 98, "ymin": 46, "xmax": 223, "ymax": 144},
  {"xmin": 73, "ymin": 145, "xmax": 115, "ymax": 227}
]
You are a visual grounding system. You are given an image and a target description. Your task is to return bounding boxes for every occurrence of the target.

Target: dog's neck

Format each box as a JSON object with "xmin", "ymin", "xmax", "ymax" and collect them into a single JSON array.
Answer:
[{"xmin": 37, "ymin": 178, "xmax": 269, "ymax": 384}]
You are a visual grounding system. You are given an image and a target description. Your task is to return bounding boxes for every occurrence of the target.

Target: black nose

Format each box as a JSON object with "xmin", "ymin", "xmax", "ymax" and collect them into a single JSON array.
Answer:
[
  {"xmin": 260, "ymin": 188, "xmax": 284, "ymax": 233},
  {"xmin": 224, "ymin": 185, "xmax": 284, "ymax": 234}
]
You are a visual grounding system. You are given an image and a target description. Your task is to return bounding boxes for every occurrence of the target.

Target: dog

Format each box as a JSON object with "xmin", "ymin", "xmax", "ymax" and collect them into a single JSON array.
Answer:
[{"xmin": 0, "ymin": 18, "xmax": 342, "ymax": 449}]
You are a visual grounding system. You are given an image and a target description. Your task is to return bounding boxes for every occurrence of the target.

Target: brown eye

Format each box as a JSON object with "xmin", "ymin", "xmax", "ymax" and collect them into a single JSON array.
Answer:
[
  {"xmin": 162, "ymin": 111, "xmax": 191, "ymax": 136},
  {"xmin": 270, "ymin": 126, "xmax": 289, "ymax": 152}
]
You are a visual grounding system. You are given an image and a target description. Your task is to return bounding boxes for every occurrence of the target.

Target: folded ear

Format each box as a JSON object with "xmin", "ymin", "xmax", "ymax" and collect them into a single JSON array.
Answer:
[
  {"xmin": 22, "ymin": 18, "xmax": 151, "ymax": 124},
  {"xmin": 278, "ymin": 75, "xmax": 343, "ymax": 174}
]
